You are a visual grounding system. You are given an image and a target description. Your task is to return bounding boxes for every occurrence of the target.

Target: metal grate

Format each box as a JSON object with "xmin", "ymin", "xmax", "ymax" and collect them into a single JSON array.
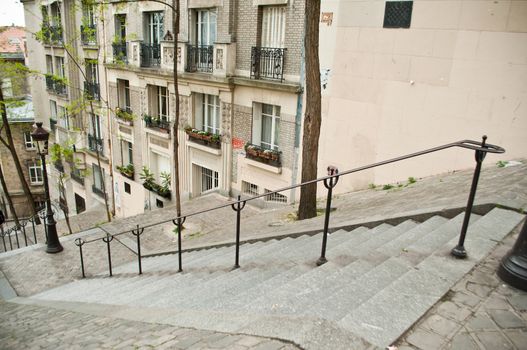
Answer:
[
  {"xmin": 264, "ymin": 189, "xmax": 287, "ymax": 203},
  {"xmin": 242, "ymin": 181, "xmax": 259, "ymax": 196},
  {"xmin": 383, "ymin": 1, "xmax": 413, "ymax": 29}
]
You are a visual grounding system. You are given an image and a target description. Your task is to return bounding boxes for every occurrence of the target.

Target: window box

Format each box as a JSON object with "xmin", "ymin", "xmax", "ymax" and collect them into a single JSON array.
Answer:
[
  {"xmin": 245, "ymin": 143, "xmax": 281, "ymax": 167},
  {"xmin": 185, "ymin": 127, "xmax": 221, "ymax": 149},
  {"xmin": 115, "ymin": 107, "xmax": 134, "ymax": 126},
  {"xmin": 142, "ymin": 182, "xmax": 171, "ymax": 199},
  {"xmin": 71, "ymin": 170, "xmax": 85, "ymax": 185},
  {"xmin": 117, "ymin": 164, "xmax": 134, "ymax": 180},
  {"xmin": 144, "ymin": 114, "xmax": 170, "ymax": 133}
]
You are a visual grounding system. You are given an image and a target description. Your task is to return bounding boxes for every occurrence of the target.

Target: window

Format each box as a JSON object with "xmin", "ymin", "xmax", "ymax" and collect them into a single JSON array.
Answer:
[
  {"xmin": 29, "ymin": 160, "xmax": 43, "ymax": 185},
  {"xmin": 146, "ymin": 12, "xmax": 164, "ymax": 44},
  {"xmin": 82, "ymin": 1, "xmax": 96, "ymax": 26},
  {"xmin": 264, "ymin": 189, "xmax": 287, "ymax": 203},
  {"xmin": 90, "ymin": 113, "xmax": 102, "ymax": 139},
  {"xmin": 117, "ymin": 79, "xmax": 131, "ymax": 111},
  {"xmin": 58, "ymin": 105, "xmax": 69, "ymax": 129},
  {"xmin": 150, "ymin": 151, "xmax": 170, "ymax": 184},
  {"xmin": 46, "ymin": 55, "xmax": 54, "ymax": 74},
  {"xmin": 261, "ymin": 6, "xmax": 286, "ymax": 48},
  {"xmin": 92, "ymin": 163, "xmax": 105, "ymax": 194},
  {"xmin": 50, "ymin": 100, "xmax": 57, "ymax": 120},
  {"xmin": 194, "ymin": 94, "xmax": 220, "ymax": 134},
  {"xmin": 383, "ymin": 1, "xmax": 413, "ymax": 28},
  {"xmin": 149, "ymin": 85, "xmax": 168, "ymax": 121},
  {"xmin": 201, "ymin": 167, "xmax": 219, "ymax": 193},
  {"xmin": 115, "ymin": 14, "xmax": 126, "ymax": 41},
  {"xmin": 242, "ymin": 181, "xmax": 259, "ymax": 196},
  {"xmin": 122, "ymin": 140, "xmax": 133, "ymax": 166},
  {"xmin": 24, "ymin": 132, "xmax": 35, "ymax": 150},
  {"xmin": 261, "ymin": 104, "xmax": 280, "ymax": 150},
  {"xmin": 196, "ymin": 9, "xmax": 216, "ymax": 46},
  {"xmin": 86, "ymin": 60, "xmax": 98, "ymax": 84},
  {"xmin": 54, "ymin": 56, "xmax": 65, "ymax": 78},
  {"xmin": 124, "ymin": 182, "xmax": 131, "ymax": 194},
  {"xmin": 252, "ymin": 103, "xmax": 280, "ymax": 151}
]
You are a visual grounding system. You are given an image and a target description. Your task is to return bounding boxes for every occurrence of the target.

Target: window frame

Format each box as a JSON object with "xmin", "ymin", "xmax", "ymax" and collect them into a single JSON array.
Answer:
[
  {"xmin": 28, "ymin": 160, "xmax": 43, "ymax": 185},
  {"xmin": 24, "ymin": 132, "xmax": 36, "ymax": 150},
  {"xmin": 260, "ymin": 103, "xmax": 280, "ymax": 151},
  {"xmin": 202, "ymin": 94, "xmax": 220, "ymax": 134}
]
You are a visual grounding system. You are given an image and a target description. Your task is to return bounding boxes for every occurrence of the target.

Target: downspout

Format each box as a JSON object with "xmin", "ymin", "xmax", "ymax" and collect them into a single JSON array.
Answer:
[
  {"xmin": 100, "ymin": 2, "xmax": 116, "ymax": 217},
  {"xmin": 289, "ymin": 9, "xmax": 306, "ymax": 204}
]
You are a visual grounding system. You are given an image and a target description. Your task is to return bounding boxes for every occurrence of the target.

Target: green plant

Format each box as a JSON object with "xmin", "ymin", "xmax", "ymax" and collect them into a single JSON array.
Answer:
[
  {"xmin": 382, "ymin": 184, "xmax": 394, "ymax": 190},
  {"xmin": 408, "ymin": 177, "xmax": 417, "ymax": 184},
  {"xmin": 160, "ymin": 171, "xmax": 171, "ymax": 194},
  {"xmin": 368, "ymin": 183, "xmax": 377, "ymax": 190},
  {"xmin": 117, "ymin": 163, "xmax": 134, "ymax": 176},
  {"xmin": 496, "ymin": 160, "xmax": 508, "ymax": 168},
  {"xmin": 139, "ymin": 166, "xmax": 155, "ymax": 188}
]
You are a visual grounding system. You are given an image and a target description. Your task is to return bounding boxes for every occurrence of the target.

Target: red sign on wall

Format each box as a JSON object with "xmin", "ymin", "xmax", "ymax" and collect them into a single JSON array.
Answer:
[{"xmin": 232, "ymin": 137, "xmax": 245, "ymax": 150}]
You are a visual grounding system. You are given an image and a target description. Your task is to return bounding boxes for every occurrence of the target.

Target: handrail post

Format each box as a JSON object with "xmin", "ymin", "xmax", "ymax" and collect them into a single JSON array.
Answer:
[
  {"xmin": 317, "ymin": 167, "xmax": 340, "ymax": 266},
  {"xmin": 172, "ymin": 217, "xmax": 186, "ymax": 272},
  {"xmin": 1, "ymin": 225, "xmax": 6, "ymax": 252},
  {"xmin": 231, "ymin": 195, "xmax": 247, "ymax": 269},
  {"xmin": 21, "ymin": 221, "xmax": 28, "ymax": 246},
  {"xmin": 31, "ymin": 218, "xmax": 37, "ymax": 244},
  {"xmin": 14, "ymin": 227, "xmax": 20, "ymax": 249},
  {"xmin": 451, "ymin": 135, "xmax": 488, "ymax": 259},
  {"xmin": 75, "ymin": 238, "xmax": 86, "ymax": 278},
  {"xmin": 131, "ymin": 225, "xmax": 144, "ymax": 275},
  {"xmin": 40, "ymin": 211, "xmax": 48, "ymax": 243},
  {"xmin": 102, "ymin": 234, "xmax": 114, "ymax": 277},
  {"xmin": 7, "ymin": 228, "xmax": 12, "ymax": 250}
]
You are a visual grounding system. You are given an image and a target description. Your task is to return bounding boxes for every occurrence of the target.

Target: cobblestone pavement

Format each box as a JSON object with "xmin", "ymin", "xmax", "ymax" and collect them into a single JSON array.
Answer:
[
  {"xmin": 397, "ymin": 222, "xmax": 527, "ymax": 350},
  {"xmin": 0, "ymin": 300, "xmax": 298, "ymax": 350}
]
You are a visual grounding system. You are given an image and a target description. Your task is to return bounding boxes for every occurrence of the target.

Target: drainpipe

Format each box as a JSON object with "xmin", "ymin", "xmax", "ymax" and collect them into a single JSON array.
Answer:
[{"xmin": 289, "ymin": 11, "xmax": 306, "ymax": 203}]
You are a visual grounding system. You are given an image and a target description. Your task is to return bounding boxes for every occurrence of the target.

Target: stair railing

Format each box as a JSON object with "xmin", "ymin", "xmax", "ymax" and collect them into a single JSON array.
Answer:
[
  {"xmin": 0, "ymin": 205, "xmax": 50, "ymax": 253},
  {"xmin": 76, "ymin": 137, "xmax": 504, "ymax": 278}
]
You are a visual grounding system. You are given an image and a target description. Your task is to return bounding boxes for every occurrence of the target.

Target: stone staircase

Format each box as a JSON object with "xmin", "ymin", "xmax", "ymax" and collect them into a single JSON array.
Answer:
[{"xmin": 27, "ymin": 208, "xmax": 525, "ymax": 349}]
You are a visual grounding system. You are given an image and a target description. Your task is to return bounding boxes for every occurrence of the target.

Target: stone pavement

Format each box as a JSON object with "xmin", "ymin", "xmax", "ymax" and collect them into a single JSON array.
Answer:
[
  {"xmin": 397, "ymin": 221, "xmax": 527, "ymax": 350},
  {"xmin": 0, "ymin": 300, "xmax": 298, "ymax": 350}
]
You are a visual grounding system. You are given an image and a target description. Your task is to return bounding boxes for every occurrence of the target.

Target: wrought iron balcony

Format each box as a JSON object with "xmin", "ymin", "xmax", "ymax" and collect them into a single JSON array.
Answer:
[
  {"xmin": 71, "ymin": 169, "xmax": 85, "ymax": 185},
  {"xmin": 140, "ymin": 43, "xmax": 161, "ymax": 67},
  {"xmin": 45, "ymin": 75, "xmax": 67, "ymax": 96},
  {"xmin": 45, "ymin": 75, "xmax": 54, "ymax": 90},
  {"xmin": 92, "ymin": 184, "xmax": 105, "ymax": 197},
  {"xmin": 144, "ymin": 115, "xmax": 170, "ymax": 133},
  {"xmin": 251, "ymin": 47, "xmax": 287, "ymax": 82},
  {"xmin": 87, "ymin": 134, "xmax": 104, "ymax": 154},
  {"xmin": 54, "ymin": 80, "xmax": 67, "ymax": 96},
  {"xmin": 112, "ymin": 42, "xmax": 128, "ymax": 63},
  {"xmin": 186, "ymin": 45, "xmax": 213, "ymax": 73},
  {"xmin": 84, "ymin": 81, "xmax": 100, "ymax": 101},
  {"xmin": 80, "ymin": 24, "xmax": 97, "ymax": 45},
  {"xmin": 42, "ymin": 25, "xmax": 63, "ymax": 45}
]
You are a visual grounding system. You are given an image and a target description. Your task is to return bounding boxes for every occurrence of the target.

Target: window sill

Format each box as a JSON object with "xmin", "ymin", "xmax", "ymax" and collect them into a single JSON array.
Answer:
[
  {"xmin": 187, "ymin": 139, "xmax": 222, "ymax": 156},
  {"xmin": 245, "ymin": 156, "xmax": 282, "ymax": 174}
]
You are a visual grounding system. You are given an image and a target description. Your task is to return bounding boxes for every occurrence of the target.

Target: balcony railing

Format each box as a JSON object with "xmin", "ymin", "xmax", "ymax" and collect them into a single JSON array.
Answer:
[
  {"xmin": 54, "ymin": 160, "xmax": 64, "ymax": 173},
  {"xmin": 87, "ymin": 134, "xmax": 104, "ymax": 154},
  {"xmin": 140, "ymin": 43, "xmax": 160, "ymax": 67},
  {"xmin": 45, "ymin": 75, "xmax": 67, "ymax": 96},
  {"xmin": 92, "ymin": 184, "xmax": 105, "ymax": 197},
  {"xmin": 71, "ymin": 170, "xmax": 85, "ymax": 185},
  {"xmin": 251, "ymin": 47, "xmax": 287, "ymax": 82},
  {"xmin": 80, "ymin": 24, "xmax": 97, "ymax": 45},
  {"xmin": 84, "ymin": 81, "xmax": 100, "ymax": 101},
  {"xmin": 144, "ymin": 115, "xmax": 170, "ymax": 133},
  {"xmin": 186, "ymin": 45, "xmax": 213, "ymax": 73},
  {"xmin": 112, "ymin": 42, "xmax": 128, "ymax": 63},
  {"xmin": 42, "ymin": 25, "xmax": 63, "ymax": 45}
]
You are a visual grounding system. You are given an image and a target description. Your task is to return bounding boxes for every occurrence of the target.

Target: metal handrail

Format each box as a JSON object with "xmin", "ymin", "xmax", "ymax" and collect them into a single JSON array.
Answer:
[
  {"xmin": 0, "ymin": 205, "xmax": 51, "ymax": 252},
  {"xmin": 75, "ymin": 137, "xmax": 505, "ymax": 276}
]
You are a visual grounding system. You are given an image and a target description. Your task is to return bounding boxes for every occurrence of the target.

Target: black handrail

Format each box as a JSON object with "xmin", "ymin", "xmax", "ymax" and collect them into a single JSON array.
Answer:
[
  {"xmin": 0, "ymin": 205, "xmax": 52, "ymax": 253},
  {"xmin": 77, "ymin": 137, "xmax": 504, "ymax": 277}
]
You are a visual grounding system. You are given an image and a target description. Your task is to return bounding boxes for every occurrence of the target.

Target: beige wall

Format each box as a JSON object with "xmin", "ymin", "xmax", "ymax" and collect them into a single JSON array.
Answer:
[{"xmin": 318, "ymin": 0, "xmax": 527, "ymax": 193}]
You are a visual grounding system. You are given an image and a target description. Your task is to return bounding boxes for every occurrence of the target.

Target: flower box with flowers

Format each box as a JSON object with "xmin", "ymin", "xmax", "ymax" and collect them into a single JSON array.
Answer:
[
  {"xmin": 185, "ymin": 127, "xmax": 221, "ymax": 149},
  {"xmin": 117, "ymin": 164, "xmax": 134, "ymax": 180},
  {"xmin": 115, "ymin": 107, "xmax": 134, "ymax": 126},
  {"xmin": 244, "ymin": 143, "xmax": 281, "ymax": 167}
]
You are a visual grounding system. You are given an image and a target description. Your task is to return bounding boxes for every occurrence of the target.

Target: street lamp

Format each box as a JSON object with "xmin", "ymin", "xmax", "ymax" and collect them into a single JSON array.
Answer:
[{"xmin": 31, "ymin": 122, "xmax": 63, "ymax": 253}]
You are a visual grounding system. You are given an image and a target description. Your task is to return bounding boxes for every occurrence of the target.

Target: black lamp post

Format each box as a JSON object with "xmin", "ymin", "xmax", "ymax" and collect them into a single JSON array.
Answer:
[
  {"xmin": 498, "ymin": 218, "xmax": 527, "ymax": 291},
  {"xmin": 31, "ymin": 122, "xmax": 63, "ymax": 253}
]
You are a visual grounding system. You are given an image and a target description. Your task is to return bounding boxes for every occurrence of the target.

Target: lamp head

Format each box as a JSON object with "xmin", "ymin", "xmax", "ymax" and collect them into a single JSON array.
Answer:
[{"xmin": 31, "ymin": 122, "xmax": 50, "ymax": 155}]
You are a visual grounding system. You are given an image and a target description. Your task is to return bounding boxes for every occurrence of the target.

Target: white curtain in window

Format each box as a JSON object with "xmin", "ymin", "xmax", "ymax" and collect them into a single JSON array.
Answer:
[{"xmin": 261, "ymin": 6, "xmax": 286, "ymax": 48}]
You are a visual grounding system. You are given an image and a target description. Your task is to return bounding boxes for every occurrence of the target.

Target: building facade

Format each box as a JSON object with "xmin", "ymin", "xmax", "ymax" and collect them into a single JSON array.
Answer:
[{"xmin": 23, "ymin": 0, "xmax": 305, "ymax": 219}]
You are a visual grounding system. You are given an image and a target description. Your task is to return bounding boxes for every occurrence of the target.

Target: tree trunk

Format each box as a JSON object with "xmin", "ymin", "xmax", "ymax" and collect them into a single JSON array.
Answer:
[
  {"xmin": 0, "ymin": 163, "xmax": 19, "ymax": 226},
  {"xmin": 297, "ymin": 0, "xmax": 322, "ymax": 220},
  {"xmin": 0, "ymin": 88, "xmax": 39, "ymax": 221},
  {"xmin": 172, "ymin": 0, "xmax": 182, "ymax": 217},
  {"xmin": 58, "ymin": 174, "xmax": 73, "ymax": 235}
]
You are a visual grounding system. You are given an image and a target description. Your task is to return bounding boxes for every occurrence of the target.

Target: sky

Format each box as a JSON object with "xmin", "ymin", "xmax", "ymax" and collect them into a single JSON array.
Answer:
[{"xmin": 0, "ymin": 0, "xmax": 25, "ymax": 27}]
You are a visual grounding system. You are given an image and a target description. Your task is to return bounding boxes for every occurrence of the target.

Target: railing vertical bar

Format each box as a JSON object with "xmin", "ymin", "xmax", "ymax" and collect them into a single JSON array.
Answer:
[
  {"xmin": 75, "ymin": 239, "xmax": 86, "ymax": 278},
  {"xmin": 1, "ymin": 226, "xmax": 6, "ymax": 252},
  {"xmin": 15, "ymin": 228, "xmax": 20, "ymax": 248},
  {"xmin": 22, "ymin": 223, "xmax": 28, "ymax": 247},
  {"xmin": 31, "ymin": 219, "xmax": 37, "ymax": 244},
  {"xmin": 8, "ymin": 229, "xmax": 12, "ymax": 250},
  {"xmin": 132, "ymin": 225, "xmax": 144, "ymax": 275},
  {"xmin": 103, "ymin": 235, "xmax": 114, "ymax": 277},
  {"xmin": 232, "ymin": 195, "xmax": 246, "ymax": 269}
]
